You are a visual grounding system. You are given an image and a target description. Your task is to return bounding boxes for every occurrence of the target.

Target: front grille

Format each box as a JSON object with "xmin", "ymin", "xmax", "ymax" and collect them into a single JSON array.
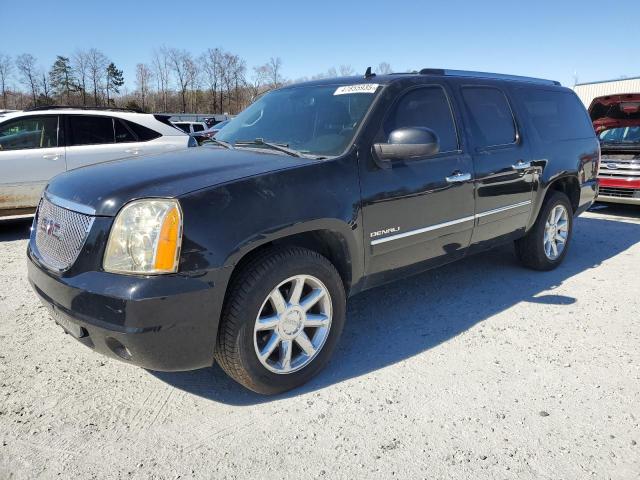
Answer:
[
  {"xmin": 598, "ymin": 187, "xmax": 637, "ymax": 198},
  {"xmin": 34, "ymin": 196, "xmax": 95, "ymax": 271},
  {"xmin": 598, "ymin": 158, "xmax": 640, "ymax": 178}
]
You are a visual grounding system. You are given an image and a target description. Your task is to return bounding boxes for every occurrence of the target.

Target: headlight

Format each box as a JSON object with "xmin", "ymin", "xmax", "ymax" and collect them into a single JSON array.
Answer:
[{"xmin": 103, "ymin": 199, "xmax": 183, "ymax": 274}]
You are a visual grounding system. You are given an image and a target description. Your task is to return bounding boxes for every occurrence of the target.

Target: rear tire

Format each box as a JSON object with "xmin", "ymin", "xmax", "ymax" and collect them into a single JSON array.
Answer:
[
  {"xmin": 515, "ymin": 191, "xmax": 574, "ymax": 271},
  {"xmin": 215, "ymin": 246, "xmax": 346, "ymax": 395}
]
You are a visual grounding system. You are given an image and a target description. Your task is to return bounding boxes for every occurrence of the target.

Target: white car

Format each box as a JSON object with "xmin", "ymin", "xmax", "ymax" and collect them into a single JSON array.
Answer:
[
  {"xmin": 0, "ymin": 107, "xmax": 194, "ymax": 216},
  {"xmin": 171, "ymin": 121, "xmax": 207, "ymax": 134}
]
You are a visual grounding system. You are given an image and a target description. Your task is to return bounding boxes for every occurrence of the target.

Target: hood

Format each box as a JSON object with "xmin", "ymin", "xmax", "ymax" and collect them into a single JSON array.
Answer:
[
  {"xmin": 589, "ymin": 93, "xmax": 640, "ymax": 133},
  {"xmin": 46, "ymin": 146, "xmax": 310, "ymax": 216}
]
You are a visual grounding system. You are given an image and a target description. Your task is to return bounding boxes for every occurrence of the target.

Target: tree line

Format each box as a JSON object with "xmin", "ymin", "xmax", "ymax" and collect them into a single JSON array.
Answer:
[{"xmin": 0, "ymin": 48, "xmax": 393, "ymax": 115}]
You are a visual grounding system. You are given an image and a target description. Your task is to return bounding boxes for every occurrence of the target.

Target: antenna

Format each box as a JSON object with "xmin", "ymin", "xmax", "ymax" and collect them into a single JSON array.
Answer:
[{"xmin": 364, "ymin": 67, "xmax": 376, "ymax": 79}]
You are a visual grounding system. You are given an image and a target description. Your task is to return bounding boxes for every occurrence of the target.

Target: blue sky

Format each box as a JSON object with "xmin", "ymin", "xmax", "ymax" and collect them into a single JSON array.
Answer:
[{"xmin": 2, "ymin": 0, "xmax": 638, "ymax": 90}]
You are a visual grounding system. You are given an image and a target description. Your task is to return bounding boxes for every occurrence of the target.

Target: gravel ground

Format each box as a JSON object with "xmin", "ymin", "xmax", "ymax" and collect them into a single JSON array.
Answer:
[{"xmin": 0, "ymin": 205, "xmax": 639, "ymax": 480}]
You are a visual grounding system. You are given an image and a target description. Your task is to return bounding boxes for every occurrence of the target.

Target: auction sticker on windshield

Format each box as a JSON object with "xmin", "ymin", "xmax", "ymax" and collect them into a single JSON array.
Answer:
[{"xmin": 334, "ymin": 84, "xmax": 379, "ymax": 95}]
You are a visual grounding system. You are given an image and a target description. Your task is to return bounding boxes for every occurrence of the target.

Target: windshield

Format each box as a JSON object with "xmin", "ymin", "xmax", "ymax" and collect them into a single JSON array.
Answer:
[
  {"xmin": 599, "ymin": 126, "xmax": 640, "ymax": 144},
  {"xmin": 216, "ymin": 84, "xmax": 381, "ymax": 157}
]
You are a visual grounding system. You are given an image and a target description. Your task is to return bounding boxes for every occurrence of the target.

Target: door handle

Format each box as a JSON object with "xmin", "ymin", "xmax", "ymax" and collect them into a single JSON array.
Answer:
[
  {"xmin": 42, "ymin": 153, "xmax": 60, "ymax": 160},
  {"xmin": 445, "ymin": 171, "xmax": 471, "ymax": 183},
  {"xmin": 512, "ymin": 160, "xmax": 531, "ymax": 170},
  {"xmin": 124, "ymin": 148, "xmax": 140, "ymax": 155}
]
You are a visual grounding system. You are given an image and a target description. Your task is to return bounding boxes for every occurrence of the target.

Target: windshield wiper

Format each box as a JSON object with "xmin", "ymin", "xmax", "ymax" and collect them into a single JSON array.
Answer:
[
  {"xmin": 206, "ymin": 138, "xmax": 234, "ymax": 149},
  {"xmin": 234, "ymin": 138, "xmax": 304, "ymax": 158}
]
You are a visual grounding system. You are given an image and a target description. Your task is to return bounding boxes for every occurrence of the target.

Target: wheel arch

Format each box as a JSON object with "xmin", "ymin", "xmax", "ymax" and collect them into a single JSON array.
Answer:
[{"xmin": 222, "ymin": 221, "xmax": 362, "ymax": 299}]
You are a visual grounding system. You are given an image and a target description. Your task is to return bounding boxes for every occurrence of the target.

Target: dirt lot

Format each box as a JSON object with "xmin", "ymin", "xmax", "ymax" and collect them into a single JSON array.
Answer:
[{"xmin": 0, "ymin": 205, "xmax": 638, "ymax": 479}]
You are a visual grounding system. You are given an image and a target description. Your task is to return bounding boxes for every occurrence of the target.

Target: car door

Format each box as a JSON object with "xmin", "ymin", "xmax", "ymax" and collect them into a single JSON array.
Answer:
[
  {"xmin": 456, "ymin": 84, "xmax": 534, "ymax": 250},
  {"xmin": 359, "ymin": 83, "xmax": 476, "ymax": 282},
  {"xmin": 64, "ymin": 115, "xmax": 142, "ymax": 171},
  {"xmin": 0, "ymin": 115, "xmax": 65, "ymax": 212}
]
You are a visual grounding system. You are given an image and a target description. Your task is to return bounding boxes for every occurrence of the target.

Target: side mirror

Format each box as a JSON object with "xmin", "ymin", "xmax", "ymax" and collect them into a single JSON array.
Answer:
[{"xmin": 372, "ymin": 127, "xmax": 440, "ymax": 168}]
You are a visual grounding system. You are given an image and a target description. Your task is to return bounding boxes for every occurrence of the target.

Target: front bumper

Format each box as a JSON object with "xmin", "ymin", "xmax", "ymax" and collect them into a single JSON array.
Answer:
[
  {"xmin": 27, "ymin": 248, "xmax": 230, "ymax": 371},
  {"xmin": 596, "ymin": 177, "xmax": 640, "ymax": 206}
]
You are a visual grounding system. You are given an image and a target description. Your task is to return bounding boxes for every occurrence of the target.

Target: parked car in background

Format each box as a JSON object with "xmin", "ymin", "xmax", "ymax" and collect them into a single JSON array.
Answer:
[
  {"xmin": 0, "ymin": 107, "xmax": 194, "ymax": 217},
  {"xmin": 27, "ymin": 69, "xmax": 598, "ymax": 394},
  {"xmin": 171, "ymin": 121, "xmax": 207, "ymax": 135},
  {"xmin": 192, "ymin": 119, "xmax": 230, "ymax": 144},
  {"xmin": 590, "ymin": 93, "xmax": 640, "ymax": 205}
]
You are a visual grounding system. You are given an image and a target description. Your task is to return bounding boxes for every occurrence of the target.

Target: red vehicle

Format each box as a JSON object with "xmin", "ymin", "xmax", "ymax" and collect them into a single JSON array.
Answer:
[{"xmin": 590, "ymin": 93, "xmax": 640, "ymax": 205}]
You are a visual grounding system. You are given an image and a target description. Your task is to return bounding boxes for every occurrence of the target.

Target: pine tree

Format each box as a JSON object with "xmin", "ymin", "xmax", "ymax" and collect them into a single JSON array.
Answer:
[
  {"xmin": 105, "ymin": 62, "xmax": 124, "ymax": 106},
  {"xmin": 49, "ymin": 55, "xmax": 76, "ymax": 104}
]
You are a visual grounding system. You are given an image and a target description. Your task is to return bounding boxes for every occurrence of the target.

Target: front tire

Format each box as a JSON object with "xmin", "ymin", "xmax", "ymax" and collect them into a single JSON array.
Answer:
[
  {"xmin": 215, "ymin": 246, "xmax": 346, "ymax": 394},
  {"xmin": 515, "ymin": 191, "xmax": 574, "ymax": 271}
]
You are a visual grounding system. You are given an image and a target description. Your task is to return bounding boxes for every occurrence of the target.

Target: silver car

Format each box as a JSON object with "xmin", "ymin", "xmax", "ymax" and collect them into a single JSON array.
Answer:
[{"xmin": 0, "ymin": 107, "xmax": 193, "ymax": 216}]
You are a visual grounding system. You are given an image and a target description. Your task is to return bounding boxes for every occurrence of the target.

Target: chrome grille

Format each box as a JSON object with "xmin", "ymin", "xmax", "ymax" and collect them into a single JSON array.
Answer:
[
  {"xmin": 598, "ymin": 158, "xmax": 640, "ymax": 178},
  {"xmin": 34, "ymin": 196, "xmax": 95, "ymax": 271}
]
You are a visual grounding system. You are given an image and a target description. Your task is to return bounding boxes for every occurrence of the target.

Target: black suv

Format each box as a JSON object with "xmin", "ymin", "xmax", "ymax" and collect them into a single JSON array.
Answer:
[{"xmin": 27, "ymin": 69, "xmax": 599, "ymax": 394}]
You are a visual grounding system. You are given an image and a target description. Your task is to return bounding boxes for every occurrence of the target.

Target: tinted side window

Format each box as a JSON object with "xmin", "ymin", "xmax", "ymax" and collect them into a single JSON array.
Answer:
[
  {"xmin": 114, "ymin": 119, "xmax": 136, "ymax": 143},
  {"xmin": 517, "ymin": 89, "xmax": 594, "ymax": 141},
  {"xmin": 68, "ymin": 116, "xmax": 114, "ymax": 146},
  {"xmin": 193, "ymin": 124, "xmax": 204, "ymax": 132},
  {"xmin": 462, "ymin": 87, "xmax": 516, "ymax": 148},
  {"xmin": 385, "ymin": 86, "xmax": 458, "ymax": 152},
  {"xmin": 174, "ymin": 123, "xmax": 190, "ymax": 133},
  {"xmin": 124, "ymin": 120, "xmax": 161, "ymax": 141},
  {"xmin": 0, "ymin": 116, "xmax": 58, "ymax": 151}
]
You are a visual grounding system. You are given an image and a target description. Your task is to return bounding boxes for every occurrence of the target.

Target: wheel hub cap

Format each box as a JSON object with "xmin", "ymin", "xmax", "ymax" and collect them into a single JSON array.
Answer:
[{"xmin": 280, "ymin": 309, "xmax": 304, "ymax": 338}]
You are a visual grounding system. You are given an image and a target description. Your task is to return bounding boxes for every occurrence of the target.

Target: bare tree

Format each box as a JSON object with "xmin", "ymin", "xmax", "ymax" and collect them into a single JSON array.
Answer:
[
  {"xmin": 16, "ymin": 53, "xmax": 39, "ymax": 106},
  {"xmin": 135, "ymin": 63, "xmax": 153, "ymax": 111},
  {"xmin": 184, "ymin": 56, "xmax": 200, "ymax": 113},
  {"xmin": 167, "ymin": 48, "xmax": 192, "ymax": 113},
  {"xmin": 40, "ymin": 70, "xmax": 51, "ymax": 101},
  {"xmin": 72, "ymin": 50, "xmax": 90, "ymax": 105},
  {"xmin": 249, "ymin": 64, "xmax": 269, "ymax": 100},
  {"xmin": 87, "ymin": 48, "xmax": 108, "ymax": 106},
  {"xmin": 0, "ymin": 53, "xmax": 12, "ymax": 109},
  {"xmin": 152, "ymin": 47, "xmax": 170, "ymax": 112},
  {"xmin": 201, "ymin": 48, "xmax": 223, "ymax": 113},
  {"xmin": 377, "ymin": 62, "xmax": 393, "ymax": 75},
  {"xmin": 266, "ymin": 57, "xmax": 283, "ymax": 88},
  {"xmin": 339, "ymin": 64, "xmax": 355, "ymax": 76}
]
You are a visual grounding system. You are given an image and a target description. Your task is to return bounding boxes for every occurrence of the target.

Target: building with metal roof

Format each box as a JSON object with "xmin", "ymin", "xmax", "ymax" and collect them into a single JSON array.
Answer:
[{"xmin": 574, "ymin": 76, "xmax": 640, "ymax": 107}]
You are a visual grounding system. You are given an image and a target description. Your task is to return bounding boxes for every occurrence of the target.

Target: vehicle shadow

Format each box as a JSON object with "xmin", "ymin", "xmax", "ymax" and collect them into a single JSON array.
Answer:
[
  {"xmin": 0, "ymin": 217, "xmax": 33, "ymax": 242},
  {"xmin": 590, "ymin": 202, "xmax": 640, "ymax": 220},
  {"xmin": 149, "ymin": 215, "xmax": 639, "ymax": 405}
]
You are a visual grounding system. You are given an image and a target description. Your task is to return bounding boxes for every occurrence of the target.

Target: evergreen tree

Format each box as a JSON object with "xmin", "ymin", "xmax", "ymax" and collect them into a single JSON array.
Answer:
[
  {"xmin": 49, "ymin": 55, "xmax": 76, "ymax": 103},
  {"xmin": 105, "ymin": 62, "xmax": 124, "ymax": 106}
]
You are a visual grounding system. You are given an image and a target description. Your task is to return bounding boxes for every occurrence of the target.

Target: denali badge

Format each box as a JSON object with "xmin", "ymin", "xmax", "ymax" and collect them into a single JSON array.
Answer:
[
  {"xmin": 370, "ymin": 227, "xmax": 400, "ymax": 238},
  {"xmin": 40, "ymin": 217, "xmax": 63, "ymax": 239}
]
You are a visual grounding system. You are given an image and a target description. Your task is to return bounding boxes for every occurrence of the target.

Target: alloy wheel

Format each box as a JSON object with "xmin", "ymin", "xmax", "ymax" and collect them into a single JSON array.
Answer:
[
  {"xmin": 543, "ymin": 204, "xmax": 569, "ymax": 260},
  {"xmin": 253, "ymin": 275, "xmax": 332, "ymax": 374}
]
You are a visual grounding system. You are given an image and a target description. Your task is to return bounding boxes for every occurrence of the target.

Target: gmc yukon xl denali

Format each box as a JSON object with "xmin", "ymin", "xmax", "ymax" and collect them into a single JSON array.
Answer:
[{"xmin": 27, "ymin": 69, "xmax": 599, "ymax": 394}]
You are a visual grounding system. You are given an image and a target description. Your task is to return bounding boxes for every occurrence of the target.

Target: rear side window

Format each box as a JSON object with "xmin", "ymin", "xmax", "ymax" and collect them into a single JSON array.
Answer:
[
  {"xmin": 384, "ymin": 86, "xmax": 458, "ymax": 152},
  {"xmin": 123, "ymin": 120, "xmax": 161, "ymax": 141},
  {"xmin": 193, "ymin": 124, "xmax": 204, "ymax": 132},
  {"xmin": 68, "ymin": 116, "xmax": 114, "ymax": 146},
  {"xmin": 114, "ymin": 119, "xmax": 136, "ymax": 143},
  {"xmin": 0, "ymin": 116, "xmax": 58, "ymax": 150},
  {"xmin": 174, "ymin": 123, "xmax": 190, "ymax": 133},
  {"xmin": 517, "ymin": 89, "xmax": 594, "ymax": 141},
  {"xmin": 462, "ymin": 87, "xmax": 516, "ymax": 148}
]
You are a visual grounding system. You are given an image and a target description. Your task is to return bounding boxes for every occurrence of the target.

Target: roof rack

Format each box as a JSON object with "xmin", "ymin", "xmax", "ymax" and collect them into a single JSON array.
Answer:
[
  {"xmin": 25, "ymin": 105, "xmax": 144, "ymax": 113},
  {"xmin": 418, "ymin": 68, "xmax": 561, "ymax": 86}
]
